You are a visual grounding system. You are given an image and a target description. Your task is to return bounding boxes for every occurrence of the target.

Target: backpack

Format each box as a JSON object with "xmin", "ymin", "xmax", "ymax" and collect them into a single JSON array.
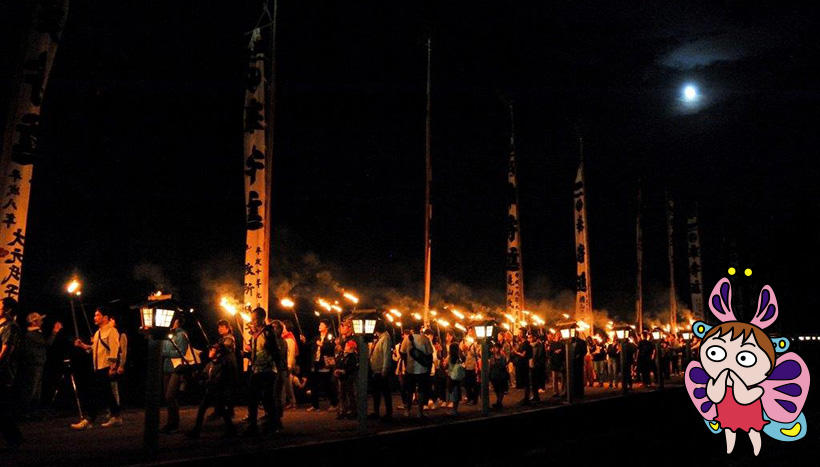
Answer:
[
  {"xmin": 449, "ymin": 362, "xmax": 466, "ymax": 381},
  {"xmin": 408, "ymin": 334, "xmax": 433, "ymax": 369}
]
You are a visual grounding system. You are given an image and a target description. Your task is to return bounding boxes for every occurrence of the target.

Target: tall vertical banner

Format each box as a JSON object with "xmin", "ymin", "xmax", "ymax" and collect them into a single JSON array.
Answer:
[
  {"xmin": 636, "ymin": 185, "xmax": 643, "ymax": 335},
  {"xmin": 505, "ymin": 104, "xmax": 524, "ymax": 320},
  {"xmin": 686, "ymin": 208, "xmax": 705, "ymax": 320},
  {"xmin": 0, "ymin": 1, "xmax": 69, "ymax": 300},
  {"xmin": 242, "ymin": 28, "xmax": 270, "ymax": 315},
  {"xmin": 573, "ymin": 155, "xmax": 592, "ymax": 331},
  {"xmin": 666, "ymin": 191, "xmax": 678, "ymax": 332},
  {"xmin": 422, "ymin": 36, "xmax": 432, "ymax": 326}
]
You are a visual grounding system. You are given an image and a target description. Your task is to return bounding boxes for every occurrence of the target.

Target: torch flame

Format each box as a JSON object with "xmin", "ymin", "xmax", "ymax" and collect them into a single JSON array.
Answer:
[
  {"xmin": 412, "ymin": 313, "xmax": 422, "ymax": 321},
  {"xmin": 220, "ymin": 296, "xmax": 238, "ymax": 316},
  {"xmin": 451, "ymin": 309, "xmax": 464, "ymax": 320},
  {"xmin": 66, "ymin": 280, "xmax": 80, "ymax": 294},
  {"xmin": 389, "ymin": 309, "xmax": 402, "ymax": 317},
  {"xmin": 280, "ymin": 298, "xmax": 295, "ymax": 309},
  {"xmin": 343, "ymin": 292, "xmax": 359, "ymax": 304},
  {"xmin": 455, "ymin": 323, "xmax": 467, "ymax": 332},
  {"xmin": 316, "ymin": 298, "xmax": 332, "ymax": 312}
]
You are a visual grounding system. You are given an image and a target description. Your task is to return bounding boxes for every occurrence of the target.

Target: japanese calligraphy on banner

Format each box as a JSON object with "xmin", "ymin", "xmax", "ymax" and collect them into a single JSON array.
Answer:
[
  {"xmin": 687, "ymin": 211, "xmax": 705, "ymax": 320},
  {"xmin": 242, "ymin": 28, "xmax": 271, "ymax": 314},
  {"xmin": 0, "ymin": 0, "xmax": 69, "ymax": 299},
  {"xmin": 505, "ymin": 136, "xmax": 524, "ymax": 320},
  {"xmin": 573, "ymin": 162, "xmax": 592, "ymax": 327}
]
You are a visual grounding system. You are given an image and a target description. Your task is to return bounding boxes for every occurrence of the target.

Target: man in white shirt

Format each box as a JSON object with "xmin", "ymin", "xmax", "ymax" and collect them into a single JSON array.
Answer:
[
  {"xmin": 399, "ymin": 324, "xmax": 433, "ymax": 417},
  {"xmin": 71, "ymin": 307, "xmax": 122, "ymax": 430}
]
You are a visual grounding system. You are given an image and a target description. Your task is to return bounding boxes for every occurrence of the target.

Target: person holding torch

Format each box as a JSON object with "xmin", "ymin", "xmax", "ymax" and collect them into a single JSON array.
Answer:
[{"xmin": 71, "ymin": 307, "xmax": 122, "ymax": 430}]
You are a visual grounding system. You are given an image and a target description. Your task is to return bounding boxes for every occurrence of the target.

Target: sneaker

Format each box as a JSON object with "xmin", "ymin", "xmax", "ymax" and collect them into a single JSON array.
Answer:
[
  {"xmin": 446, "ymin": 402, "xmax": 454, "ymax": 408},
  {"xmin": 71, "ymin": 419, "xmax": 93, "ymax": 430},
  {"xmin": 396, "ymin": 404, "xmax": 406, "ymax": 410},
  {"xmin": 306, "ymin": 406, "xmax": 317, "ymax": 412},
  {"xmin": 426, "ymin": 401, "xmax": 435, "ymax": 410},
  {"xmin": 101, "ymin": 416, "xmax": 123, "ymax": 427}
]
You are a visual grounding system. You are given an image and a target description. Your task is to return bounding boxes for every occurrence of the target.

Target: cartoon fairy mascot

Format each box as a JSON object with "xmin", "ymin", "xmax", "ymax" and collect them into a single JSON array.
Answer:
[{"xmin": 686, "ymin": 278, "xmax": 810, "ymax": 456}]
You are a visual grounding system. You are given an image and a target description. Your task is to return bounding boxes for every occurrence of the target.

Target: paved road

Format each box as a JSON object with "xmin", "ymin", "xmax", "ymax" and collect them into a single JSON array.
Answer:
[{"xmin": 5, "ymin": 381, "xmax": 676, "ymax": 466}]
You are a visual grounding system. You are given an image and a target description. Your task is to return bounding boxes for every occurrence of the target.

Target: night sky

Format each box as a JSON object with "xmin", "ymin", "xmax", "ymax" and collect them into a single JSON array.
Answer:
[{"xmin": 2, "ymin": 1, "xmax": 819, "ymax": 334}]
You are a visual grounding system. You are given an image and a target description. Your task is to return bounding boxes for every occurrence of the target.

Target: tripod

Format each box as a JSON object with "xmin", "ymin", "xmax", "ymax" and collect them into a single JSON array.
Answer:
[{"xmin": 50, "ymin": 358, "xmax": 85, "ymax": 420}]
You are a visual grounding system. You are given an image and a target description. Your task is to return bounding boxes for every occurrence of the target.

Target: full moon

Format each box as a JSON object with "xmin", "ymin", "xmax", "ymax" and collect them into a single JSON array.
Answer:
[{"xmin": 683, "ymin": 84, "xmax": 698, "ymax": 101}]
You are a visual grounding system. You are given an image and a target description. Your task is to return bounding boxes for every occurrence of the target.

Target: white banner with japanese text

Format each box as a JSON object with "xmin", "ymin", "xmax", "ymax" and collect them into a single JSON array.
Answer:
[
  {"xmin": 242, "ymin": 28, "xmax": 270, "ymax": 315},
  {"xmin": 0, "ymin": 0, "xmax": 69, "ymax": 299},
  {"xmin": 573, "ymin": 163, "xmax": 592, "ymax": 328}
]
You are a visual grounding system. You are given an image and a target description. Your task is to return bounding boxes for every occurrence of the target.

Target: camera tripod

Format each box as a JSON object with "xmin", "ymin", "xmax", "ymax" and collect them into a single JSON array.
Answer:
[{"xmin": 50, "ymin": 357, "xmax": 84, "ymax": 420}]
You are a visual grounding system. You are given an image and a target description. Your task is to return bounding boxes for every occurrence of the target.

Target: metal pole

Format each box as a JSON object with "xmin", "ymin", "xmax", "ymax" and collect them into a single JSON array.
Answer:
[
  {"xmin": 666, "ymin": 190, "xmax": 678, "ymax": 334},
  {"xmin": 68, "ymin": 370, "xmax": 84, "ymax": 419},
  {"xmin": 69, "ymin": 298, "xmax": 80, "ymax": 339},
  {"xmin": 356, "ymin": 334, "xmax": 368, "ymax": 432},
  {"xmin": 194, "ymin": 316, "xmax": 211, "ymax": 346},
  {"xmin": 565, "ymin": 338, "xmax": 573, "ymax": 404},
  {"xmin": 481, "ymin": 338, "xmax": 489, "ymax": 415},
  {"xmin": 292, "ymin": 311, "xmax": 303, "ymax": 335},
  {"xmin": 144, "ymin": 334, "xmax": 162, "ymax": 458},
  {"xmin": 78, "ymin": 301, "xmax": 93, "ymax": 336}
]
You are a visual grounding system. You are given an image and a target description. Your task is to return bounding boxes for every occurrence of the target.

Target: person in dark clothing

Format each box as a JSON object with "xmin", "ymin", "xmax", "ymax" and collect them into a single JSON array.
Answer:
[
  {"xmin": 19, "ymin": 312, "xmax": 61, "ymax": 414},
  {"xmin": 571, "ymin": 336, "xmax": 587, "ymax": 398},
  {"xmin": 528, "ymin": 332, "xmax": 546, "ymax": 402},
  {"xmin": 308, "ymin": 320, "xmax": 338, "ymax": 411},
  {"xmin": 549, "ymin": 333, "xmax": 565, "ymax": 397},
  {"xmin": 186, "ymin": 343, "xmax": 236, "ymax": 438},
  {"xmin": 637, "ymin": 333, "xmax": 655, "ymax": 387},
  {"xmin": 606, "ymin": 341, "xmax": 619, "ymax": 389},
  {"xmin": 207, "ymin": 319, "xmax": 237, "ymax": 422},
  {"xmin": 333, "ymin": 339, "xmax": 359, "ymax": 419},
  {"xmin": 488, "ymin": 342, "xmax": 509, "ymax": 409},
  {"xmin": 592, "ymin": 340, "xmax": 607, "ymax": 387},
  {"xmin": 512, "ymin": 328, "xmax": 532, "ymax": 404},
  {"xmin": 269, "ymin": 320, "xmax": 288, "ymax": 430},
  {"xmin": 622, "ymin": 339, "xmax": 636, "ymax": 390},
  {"xmin": 243, "ymin": 307, "xmax": 279, "ymax": 435},
  {"xmin": 0, "ymin": 298, "xmax": 23, "ymax": 448}
]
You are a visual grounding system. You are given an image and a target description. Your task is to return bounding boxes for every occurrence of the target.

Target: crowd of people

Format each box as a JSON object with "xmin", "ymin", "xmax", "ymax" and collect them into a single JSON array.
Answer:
[{"xmin": 0, "ymin": 298, "xmax": 697, "ymax": 447}]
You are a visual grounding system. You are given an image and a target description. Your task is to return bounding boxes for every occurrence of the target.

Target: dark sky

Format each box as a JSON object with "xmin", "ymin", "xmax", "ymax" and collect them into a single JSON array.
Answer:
[{"xmin": 2, "ymin": 1, "xmax": 819, "ymax": 334}]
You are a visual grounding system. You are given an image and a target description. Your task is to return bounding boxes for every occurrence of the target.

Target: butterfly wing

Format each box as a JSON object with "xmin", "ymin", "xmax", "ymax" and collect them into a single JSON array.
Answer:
[
  {"xmin": 685, "ymin": 360, "xmax": 718, "ymax": 431},
  {"xmin": 762, "ymin": 411, "xmax": 807, "ymax": 442},
  {"xmin": 759, "ymin": 352, "xmax": 810, "ymax": 423}
]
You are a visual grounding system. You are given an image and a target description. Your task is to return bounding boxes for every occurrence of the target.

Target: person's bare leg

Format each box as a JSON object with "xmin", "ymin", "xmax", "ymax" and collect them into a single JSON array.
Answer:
[
  {"xmin": 725, "ymin": 429, "xmax": 736, "ymax": 454},
  {"xmin": 749, "ymin": 429, "xmax": 762, "ymax": 456}
]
